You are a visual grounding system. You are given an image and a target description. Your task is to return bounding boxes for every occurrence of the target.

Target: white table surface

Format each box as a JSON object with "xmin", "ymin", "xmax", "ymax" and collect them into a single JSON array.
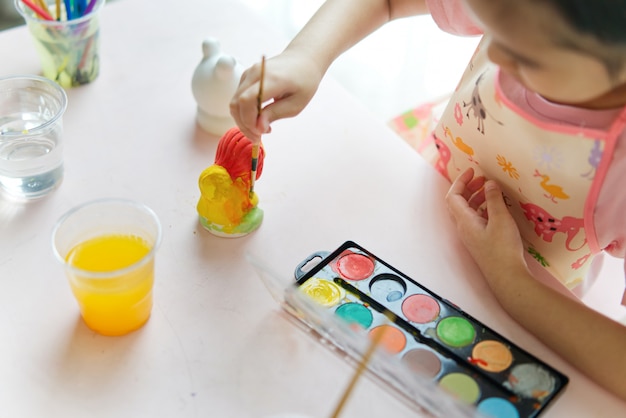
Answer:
[{"xmin": 1, "ymin": 0, "xmax": 626, "ymax": 416}]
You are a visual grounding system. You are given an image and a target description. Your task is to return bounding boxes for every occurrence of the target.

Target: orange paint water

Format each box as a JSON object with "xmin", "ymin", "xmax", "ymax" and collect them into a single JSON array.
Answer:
[{"xmin": 66, "ymin": 234, "xmax": 154, "ymax": 336}]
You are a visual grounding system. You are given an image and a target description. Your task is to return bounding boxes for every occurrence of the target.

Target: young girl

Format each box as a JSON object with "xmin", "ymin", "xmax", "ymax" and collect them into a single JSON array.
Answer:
[{"xmin": 230, "ymin": 0, "xmax": 626, "ymax": 400}]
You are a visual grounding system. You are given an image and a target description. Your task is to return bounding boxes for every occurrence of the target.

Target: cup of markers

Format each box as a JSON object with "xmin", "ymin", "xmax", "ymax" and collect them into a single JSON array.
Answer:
[{"xmin": 15, "ymin": 0, "xmax": 105, "ymax": 88}]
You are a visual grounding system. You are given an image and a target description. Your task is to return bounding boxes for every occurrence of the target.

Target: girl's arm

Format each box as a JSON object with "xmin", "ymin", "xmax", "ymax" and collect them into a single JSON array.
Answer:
[
  {"xmin": 285, "ymin": 0, "xmax": 428, "ymax": 78},
  {"xmin": 446, "ymin": 168, "xmax": 626, "ymax": 400},
  {"xmin": 230, "ymin": 0, "xmax": 429, "ymax": 142}
]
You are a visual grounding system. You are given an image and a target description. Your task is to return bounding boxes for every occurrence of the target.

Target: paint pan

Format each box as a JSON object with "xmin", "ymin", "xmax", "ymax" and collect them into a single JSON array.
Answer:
[{"xmin": 293, "ymin": 241, "xmax": 568, "ymax": 418}]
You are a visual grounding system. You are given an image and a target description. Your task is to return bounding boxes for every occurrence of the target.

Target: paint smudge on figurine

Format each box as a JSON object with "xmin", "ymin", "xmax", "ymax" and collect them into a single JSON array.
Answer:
[{"xmin": 197, "ymin": 127, "xmax": 265, "ymax": 237}]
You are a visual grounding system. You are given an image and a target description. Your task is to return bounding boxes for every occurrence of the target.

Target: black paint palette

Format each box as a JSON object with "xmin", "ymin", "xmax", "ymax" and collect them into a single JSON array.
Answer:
[{"xmin": 293, "ymin": 241, "xmax": 568, "ymax": 418}]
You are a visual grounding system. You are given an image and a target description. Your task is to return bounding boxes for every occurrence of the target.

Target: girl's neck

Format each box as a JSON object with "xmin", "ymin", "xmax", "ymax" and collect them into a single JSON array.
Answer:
[{"xmin": 567, "ymin": 81, "xmax": 626, "ymax": 110}]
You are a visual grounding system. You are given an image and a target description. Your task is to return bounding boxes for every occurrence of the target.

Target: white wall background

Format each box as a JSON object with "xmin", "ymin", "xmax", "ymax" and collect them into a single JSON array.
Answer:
[{"xmin": 238, "ymin": 0, "xmax": 480, "ymax": 121}]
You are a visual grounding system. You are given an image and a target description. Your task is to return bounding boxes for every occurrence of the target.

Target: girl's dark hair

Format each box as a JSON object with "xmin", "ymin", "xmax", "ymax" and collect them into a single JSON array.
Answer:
[
  {"xmin": 539, "ymin": 0, "xmax": 626, "ymax": 78},
  {"xmin": 546, "ymin": 0, "xmax": 626, "ymax": 45}
]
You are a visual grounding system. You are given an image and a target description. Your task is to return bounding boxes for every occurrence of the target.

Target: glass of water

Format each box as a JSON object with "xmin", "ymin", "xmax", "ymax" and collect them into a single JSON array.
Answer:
[{"xmin": 0, "ymin": 75, "xmax": 67, "ymax": 199}]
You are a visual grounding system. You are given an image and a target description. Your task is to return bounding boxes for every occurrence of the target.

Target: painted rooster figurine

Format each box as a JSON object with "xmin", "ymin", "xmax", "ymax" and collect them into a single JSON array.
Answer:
[{"xmin": 197, "ymin": 127, "xmax": 265, "ymax": 237}]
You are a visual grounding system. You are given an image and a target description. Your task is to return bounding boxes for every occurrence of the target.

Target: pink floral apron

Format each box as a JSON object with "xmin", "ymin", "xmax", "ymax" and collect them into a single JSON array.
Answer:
[{"xmin": 427, "ymin": 40, "xmax": 626, "ymax": 290}]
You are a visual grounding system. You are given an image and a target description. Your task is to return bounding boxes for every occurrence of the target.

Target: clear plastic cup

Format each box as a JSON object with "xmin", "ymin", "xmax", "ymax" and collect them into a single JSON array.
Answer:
[
  {"xmin": 0, "ymin": 75, "xmax": 67, "ymax": 199},
  {"xmin": 15, "ymin": 0, "xmax": 105, "ymax": 88},
  {"xmin": 52, "ymin": 199, "xmax": 162, "ymax": 336}
]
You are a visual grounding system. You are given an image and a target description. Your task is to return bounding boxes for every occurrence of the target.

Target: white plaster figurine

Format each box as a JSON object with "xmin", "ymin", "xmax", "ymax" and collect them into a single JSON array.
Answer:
[{"xmin": 191, "ymin": 37, "xmax": 244, "ymax": 136}]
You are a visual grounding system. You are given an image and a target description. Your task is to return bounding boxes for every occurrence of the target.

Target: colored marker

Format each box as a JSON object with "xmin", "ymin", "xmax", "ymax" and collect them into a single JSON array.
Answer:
[{"xmin": 21, "ymin": 0, "xmax": 54, "ymax": 20}]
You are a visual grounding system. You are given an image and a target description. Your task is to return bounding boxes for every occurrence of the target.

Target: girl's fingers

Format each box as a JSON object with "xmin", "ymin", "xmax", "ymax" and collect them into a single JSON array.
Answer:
[
  {"xmin": 466, "ymin": 175, "xmax": 486, "ymax": 195},
  {"xmin": 448, "ymin": 167, "xmax": 475, "ymax": 198},
  {"xmin": 468, "ymin": 188, "xmax": 486, "ymax": 211},
  {"xmin": 483, "ymin": 180, "xmax": 508, "ymax": 218},
  {"xmin": 448, "ymin": 168, "xmax": 486, "ymax": 202}
]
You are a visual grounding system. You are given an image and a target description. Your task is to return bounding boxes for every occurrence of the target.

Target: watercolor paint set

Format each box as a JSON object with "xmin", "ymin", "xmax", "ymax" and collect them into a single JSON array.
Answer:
[{"xmin": 288, "ymin": 241, "xmax": 568, "ymax": 418}]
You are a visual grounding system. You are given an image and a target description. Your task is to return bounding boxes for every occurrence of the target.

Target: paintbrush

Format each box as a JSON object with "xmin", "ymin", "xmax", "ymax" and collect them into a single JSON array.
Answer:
[
  {"xmin": 249, "ymin": 55, "xmax": 265, "ymax": 197},
  {"xmin": 329, "ymin": 324, "xmax": 387, "ymax": 418}
]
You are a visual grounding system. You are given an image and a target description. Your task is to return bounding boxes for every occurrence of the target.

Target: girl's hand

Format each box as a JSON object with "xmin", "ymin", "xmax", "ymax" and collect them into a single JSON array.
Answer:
[
  {"xmin": 445, "ymin": 168, "xmax": 527, "ymax": 286},
  {"xmin": 230, "ymin": 50, "xmax": 324, "ymax": 143}
]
